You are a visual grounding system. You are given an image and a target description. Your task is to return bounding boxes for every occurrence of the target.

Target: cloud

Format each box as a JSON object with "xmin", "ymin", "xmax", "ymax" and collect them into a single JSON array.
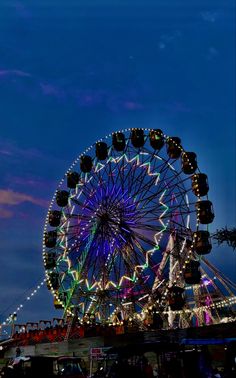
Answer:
[
  {"xmin": 0, "ymin": 69, "xmax": 31, "ymax": 78},
  {"xmin": 0, "ymin": 67, "xmax": 145, "ymax": 112},
  {"xmin": 75, "ymin": 89, "xmax": 106, "ymax": 107},
  {"xmin": 0, "ymin": 139, "xmax": 63, "ymax": 205},
  {"xmin": 9, "ymin": 176, "xmax": 49, "ymax": 189},
  {"xmin": 207, "ymin": 47, "xmax": 219, "ymax": 60},
  {"xmin": 158, "ymin": 31, "xmax": 182, "ymax": 50},
  {"xmin": 123, "ymin": 101, "xmax": 144, "ymax": 110},
  {"xmin": 0, "ymin": 207, "xmax": 13, "ymax": 219},
  {"xmin": 0, "ymin": 140, "xmax": 31, "ymax": 158},
  {"xmin": 40, "ymin": 83, "xmax": 66, "ymax": 100},
  {"xmin": 200, "ymin": 11, "xmax": 220, "ymax": 23},
  {"xmin": 0, "ymin": 189, "xmax": 48, "ymax": 208},
  {"xmin": 74, "ymin": 89, "xmax": 145, "ymax": 112},
  {"xmin": 159, "ymin": 42, "xmax": 165, "ymax": 50},
  {"xmin": 0, "ymin": 138, "xmax": 62, "ymax": 164}
]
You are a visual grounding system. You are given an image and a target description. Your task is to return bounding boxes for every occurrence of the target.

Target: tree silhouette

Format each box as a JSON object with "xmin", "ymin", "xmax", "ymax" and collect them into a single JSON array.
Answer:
[{"xmin": 212, "ymin": 227, "xmax": 236, "ymax": 251}]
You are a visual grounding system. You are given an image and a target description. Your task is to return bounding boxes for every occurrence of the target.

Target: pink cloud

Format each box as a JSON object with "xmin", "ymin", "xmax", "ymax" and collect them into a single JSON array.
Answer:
[
  {"xmin": 75, "ymin": 89, "xmax": 104, "ymax": 107},
  {"xmin": 40, "ymin": 83, "xmax": 65, "ymax": 99},
  {"xmin": 0, "ymin": 138, "xmax": 62, "ymax": 163},
  {"xmin": 0, "ymin": 70, "xmax": 31, "ymax": 78},
  {"xmin": 0, "ymin": 67, "xmax": 144, "ymax": 113},
  {"xmin": 123, "ymin": 101, "xmax": 144, "ymax": 110},
  {"xmin": 10, "ymin": 176, "xmax": 46, "ymax": 188},
  {"xmin": 0, "ymin": 189, "xmax": 48, "ymax": 208},
  {"xmin": 0, "ymin": 207, "xmax": 13, "ymax": 219},
  {"xmin": 0, "ymin": 149, "xmax": 12, "ymax": 156}
]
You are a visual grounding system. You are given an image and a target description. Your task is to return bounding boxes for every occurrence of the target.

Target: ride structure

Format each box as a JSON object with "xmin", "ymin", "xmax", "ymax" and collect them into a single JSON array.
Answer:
[{"xmin": 42, "ymin": 128, "xmax": 236, "ymax": 330}]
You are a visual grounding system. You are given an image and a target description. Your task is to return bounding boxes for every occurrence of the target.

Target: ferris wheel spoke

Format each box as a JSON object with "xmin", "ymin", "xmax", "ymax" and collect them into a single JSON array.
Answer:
[
  {"xmin": 130, "ymin": 229, "xmax": 158, "ymax": 251},
  {"xmin": 111, "ymin": 151, "xmax": 133, "ymax": 191},
  {"xmin": 132, "ymin": 175, "xmax": 158, "ymax": 205},
  {"xmin": 164, "ymin": 213, "xmax": 191, "ymax": 228},
  {"xmin": 135, "ymin": 173, "xmax": 190, "ymax": 209},
  {"xmin": 162, "ymin": 219, "xmax": 191, "ymax": 235},
  {"xmin": 129, "ymin": 153, "xmax": 156, "ymax": 196},
  {"xmin": 159, "ymin": 173, "xmax": 190, "ymax": 196},
  {"xmin": 131, "ymin": 225, "xmax": 164, "ymax": 237},
  {"xmin": 156, "ymin": 166, "xmax": 181, "ymax": 192},
  {"xmin": 158, "ymin": 200, "xmax": 195, "ymax": 212},
  {"xmin": 135, "ymin": 194, "xmax": 164, "ymax": 217},
  {"xmin": 70, "ymin": 197, "xmax": 96, "ymax": 213}
]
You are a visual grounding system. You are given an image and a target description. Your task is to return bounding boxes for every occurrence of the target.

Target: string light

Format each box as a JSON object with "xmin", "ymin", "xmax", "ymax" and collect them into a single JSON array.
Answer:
[{"xmin": 0, "ymin": 278, "xmax": 47, "ymax": 328}]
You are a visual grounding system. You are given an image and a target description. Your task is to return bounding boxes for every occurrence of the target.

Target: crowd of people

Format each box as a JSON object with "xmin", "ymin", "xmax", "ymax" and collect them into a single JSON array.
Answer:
[
  {"xmin": 93, "ymin": 357, "xmax": 155, "ymax": 378},
  {"xmin": 92, "ymin": 358, "xmax": 226, "ymax": 378}
]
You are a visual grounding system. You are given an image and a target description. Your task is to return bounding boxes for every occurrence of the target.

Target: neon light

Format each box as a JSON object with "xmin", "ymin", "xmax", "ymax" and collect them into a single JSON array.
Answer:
[
  {"xmin": 95, "ymin": 163, "xmax": 105, "ymax": 173},
  {"xmin": 139, "ymin": 161, "xmax": 160, "ymax": 185}
]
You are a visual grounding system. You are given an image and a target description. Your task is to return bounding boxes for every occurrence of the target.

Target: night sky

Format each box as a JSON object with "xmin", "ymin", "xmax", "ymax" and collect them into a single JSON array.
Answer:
[{"xmin": 0, "ymin": 1, "xmax": 235, "ymax": 328}]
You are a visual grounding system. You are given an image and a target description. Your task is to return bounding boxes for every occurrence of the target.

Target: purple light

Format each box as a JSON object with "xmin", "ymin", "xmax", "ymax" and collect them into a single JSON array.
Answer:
[
  {"xmin": 121, "ymin": 227, "xmax": 131, "ymax": 233},
  {"xmin": 204, "ymin": 296, "xmax": 212, "ymax": 325},
  {"xmin": 82, "ymin": 234, "xmax": 90, "ymax": 242},
  {"xmin": 202, "ymin": 278, "xmax": 211, "ymax": 286},
  {"xmin": 126, "ymin": 204, "xmax": 135, "ymax": 209}
]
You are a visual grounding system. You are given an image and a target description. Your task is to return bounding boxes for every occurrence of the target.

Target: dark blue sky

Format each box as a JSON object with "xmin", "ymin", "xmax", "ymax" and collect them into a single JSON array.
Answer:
[{"xmin": 0, "ymin": 1, "xmax": 235, "ymax": 327}]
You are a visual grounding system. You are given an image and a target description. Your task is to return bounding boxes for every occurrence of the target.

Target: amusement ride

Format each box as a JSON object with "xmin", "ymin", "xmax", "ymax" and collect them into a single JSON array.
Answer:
[
  {"xmin": 42, "ymin": 128, "xmax": 236, "ymax": 330},
  {"xmin": 1, "ymin": 128, "xmax": 236, "ymax": 340}
]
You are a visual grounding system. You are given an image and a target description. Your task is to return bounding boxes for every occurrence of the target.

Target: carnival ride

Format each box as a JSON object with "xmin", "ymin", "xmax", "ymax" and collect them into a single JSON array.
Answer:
[{"xmin": 41, "ymin": 128, "xmax": 236, "ymax": 330}]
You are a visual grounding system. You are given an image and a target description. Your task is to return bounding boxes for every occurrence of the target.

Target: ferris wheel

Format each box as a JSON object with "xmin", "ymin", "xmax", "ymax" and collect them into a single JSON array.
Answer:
[{"xmin": 43, "ymin": 128, "xmax": 236, "ymax": 329}]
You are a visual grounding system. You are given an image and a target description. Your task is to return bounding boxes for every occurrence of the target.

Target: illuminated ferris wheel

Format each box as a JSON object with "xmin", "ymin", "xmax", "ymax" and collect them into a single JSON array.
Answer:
[{"xmin": 43, "ymin": 128, "xmax": 236, "ymax": 329}]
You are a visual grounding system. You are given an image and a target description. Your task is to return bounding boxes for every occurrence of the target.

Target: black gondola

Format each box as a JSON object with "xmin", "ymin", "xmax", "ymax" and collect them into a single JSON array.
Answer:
[
  {"xmin": 149, "ymin": 129, "xmax": 164, "ymax": 150},
  {"xmin": 44, "ymin": 252, "xmax": 56, "ymax": 269},
  {"xmin": 182, "ymin": 152, "xmax": 197, "ymax": 174},
  {"xmin": 166, "ymin": 137, "xmax": 182, "ymax": 159},
  {"xmin": 131, "ymin": 129, "xmax": 145, "ymax": 148},
  {"xmin": 152, "ymin": 312, "xmax": 164, "ymax": 329},
  {"xmin": 44, "ymin": 231, "xmax": 57, "ymax": 248},
  {"xmin": 192, "ymin": 173, "xmax": 209, "ymax": 197},
  {"xmin": 193, "ymin": 230, "xmax": 212, "ymax": 255},
  {"xmin": 53, "ymin": 292, "xmax": 67, "ymax": 308},
  {"xmin": 48, "ymin": 272, "xmax": 59, "ymax": 290},
  {"xmin": 54, "ymin": 298, "xmax": 63, "ymax": 309},
  {"xmin": 195, "ymin": 200, "xmax": 214, "ymax": 224},
  {"xmin": 67, "ymin": 171, "xmax": 80, "ymax": 189},
  {"xmin": 80, "ymin": 155, "xmax": 93, "ymax": 173},
  {"xmin": 48, "ymin": 210, "xmax": 61, "ymax": 227},
  {"xmin": 56, "ymin": 190, "xmax": 69, "ymax": 207},
  {"xmin": 58, "ymin": 291, "xmax": 67, "ymax": 302},
  {"xmin": 112, "ymin": 132, "xmax": 126, "ymax": 151},
  {"xmin": 168, "ymin": 286, "xmax": 185, "ymax": 311},
  {"xmin": 184, "ymin": 260, "xmax": 201, "ymax": 284},
  {"xmin": 96, "ymin": 142, "xmax": 108, "ymax": 160}
]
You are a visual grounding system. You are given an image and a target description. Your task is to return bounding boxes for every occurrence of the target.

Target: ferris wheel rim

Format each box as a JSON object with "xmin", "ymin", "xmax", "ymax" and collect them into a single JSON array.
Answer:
[{"xmin": 42, "ymin": 128, "xmax": 217, "ymax": 326}]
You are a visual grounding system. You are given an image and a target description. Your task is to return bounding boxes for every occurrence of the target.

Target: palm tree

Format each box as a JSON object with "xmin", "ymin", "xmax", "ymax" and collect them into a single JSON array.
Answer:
[{"xmin": 212, "ymin": 227, "xmax": 236, "ymax": 250}]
